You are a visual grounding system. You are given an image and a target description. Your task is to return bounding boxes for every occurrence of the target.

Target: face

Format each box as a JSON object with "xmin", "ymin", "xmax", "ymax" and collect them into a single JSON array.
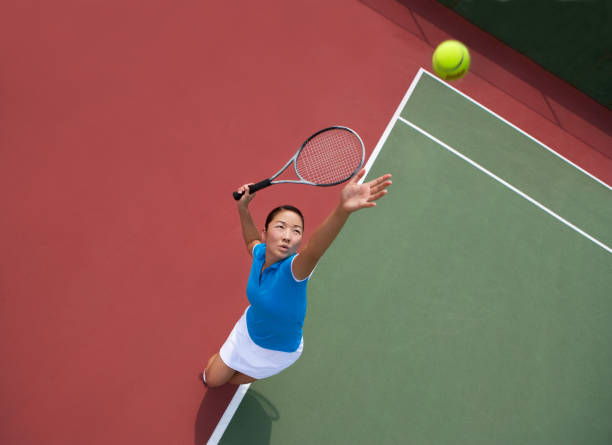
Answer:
[{"xmin": 262, "ymin": 210, "xmax": 303, "ymax": 262}]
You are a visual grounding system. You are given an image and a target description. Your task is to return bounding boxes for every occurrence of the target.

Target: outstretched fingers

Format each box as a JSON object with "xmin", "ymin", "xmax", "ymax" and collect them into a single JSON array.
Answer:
[
  {"xmin": 367, "ymin": 174, "xmax": 392, "ymax": 201},
  {"xmin": 368, "ymin": 173, "xmax": 392, "ymax": 187},
  {"xmin": 368, "ymin": 189, "xmax": 388, "ymax": 203},
  {"xmin": 341, "ymin": 170, "xmax": 392, "ymax": 211}
]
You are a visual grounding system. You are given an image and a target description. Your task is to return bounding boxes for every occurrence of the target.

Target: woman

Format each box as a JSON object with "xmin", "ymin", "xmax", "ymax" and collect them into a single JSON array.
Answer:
[{"xmin": 203, "ymin": 168, "xmax": 392, "ymax": 387}]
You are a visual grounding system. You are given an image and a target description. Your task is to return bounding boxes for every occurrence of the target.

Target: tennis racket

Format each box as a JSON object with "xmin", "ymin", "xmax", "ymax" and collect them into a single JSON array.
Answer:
[{"xmin": 233, "ymin": 126, "xmax": 365, "ymax": 200}]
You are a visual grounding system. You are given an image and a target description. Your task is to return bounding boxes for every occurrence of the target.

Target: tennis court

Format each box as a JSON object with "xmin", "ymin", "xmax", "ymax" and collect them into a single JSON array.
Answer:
[
  {"xmin": 2, "ymin": 1, "xmax": 611, "ymax": 443},
  {"xmin": 214, "ymin": 69, "xmax": 612, "ymax": 444}
]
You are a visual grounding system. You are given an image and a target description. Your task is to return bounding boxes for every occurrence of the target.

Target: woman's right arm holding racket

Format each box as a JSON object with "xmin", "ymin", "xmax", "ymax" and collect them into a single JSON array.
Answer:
[
  {"xmin": 292, "ymin": 169, "xmax": 392, "ymax": 280},
  {"xmin": 236, "ymin": 184, "xmax": 261, "ymax": 256}
]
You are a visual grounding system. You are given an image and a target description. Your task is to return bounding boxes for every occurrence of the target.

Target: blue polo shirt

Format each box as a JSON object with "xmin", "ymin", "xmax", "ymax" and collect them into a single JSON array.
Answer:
[{"xmin": 245, "ymin": 243, "xmax": 308, "ymax": 352}]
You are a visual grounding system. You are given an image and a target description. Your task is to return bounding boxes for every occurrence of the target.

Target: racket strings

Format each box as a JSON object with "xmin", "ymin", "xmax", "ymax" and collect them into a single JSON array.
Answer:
[{"xmin": 295, "ymin": 129, "xmax": 363, "ymax": 185}]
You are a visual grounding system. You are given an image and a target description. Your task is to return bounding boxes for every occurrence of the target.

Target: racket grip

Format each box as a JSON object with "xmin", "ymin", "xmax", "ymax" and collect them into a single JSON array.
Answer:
[{"xmin": 232, "ymin": 179, "xmax": 272, "ymax": 200}]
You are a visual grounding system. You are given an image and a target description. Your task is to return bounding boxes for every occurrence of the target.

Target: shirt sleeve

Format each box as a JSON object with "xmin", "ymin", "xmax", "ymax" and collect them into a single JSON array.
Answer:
[
  {"xmin": 289, "ymin": 254, "xmax": 313, "ymax": 283},
  {"xmin": 253, "ymin": 242, "xmax": 265, "ymax": 257}
]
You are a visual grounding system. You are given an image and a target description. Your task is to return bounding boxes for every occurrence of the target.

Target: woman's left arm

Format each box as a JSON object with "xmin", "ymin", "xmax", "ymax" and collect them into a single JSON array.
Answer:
[{"xmin": 292, "ymin": 169, "xmax": 392, "ymax": 280}]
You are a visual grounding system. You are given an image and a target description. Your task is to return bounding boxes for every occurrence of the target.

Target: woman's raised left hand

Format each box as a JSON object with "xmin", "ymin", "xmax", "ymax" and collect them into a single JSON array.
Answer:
[{"xmin": 340, "ymin": 169, "xmax": 392, "ymax": 213}]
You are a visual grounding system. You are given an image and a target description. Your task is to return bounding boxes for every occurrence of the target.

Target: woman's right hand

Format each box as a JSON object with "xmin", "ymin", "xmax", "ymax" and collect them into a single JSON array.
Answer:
[{"xmin": 236, "ymin": 183, "xmax": 256, "ymax": 209}]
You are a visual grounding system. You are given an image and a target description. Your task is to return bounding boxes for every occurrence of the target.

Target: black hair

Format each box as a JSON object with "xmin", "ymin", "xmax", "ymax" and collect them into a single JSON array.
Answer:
[{"xmin": 264, "ymin": 205, "xmax": 305, "ymax": 231}]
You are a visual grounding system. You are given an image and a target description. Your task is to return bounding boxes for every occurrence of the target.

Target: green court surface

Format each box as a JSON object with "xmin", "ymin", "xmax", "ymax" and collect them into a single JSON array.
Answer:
[{"xmin": 217, "ymin": 71, "xmax": 612, "ymax": 444}]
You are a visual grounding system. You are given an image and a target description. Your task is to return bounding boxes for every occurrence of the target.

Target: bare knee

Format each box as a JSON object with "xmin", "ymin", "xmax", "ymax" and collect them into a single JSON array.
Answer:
[
  {"xmin": 204, "ymin": 353, "xmax": 236, "ymax": 388},
  {"xmin": 203, "ymin": 368, "xmax": 229, "ymax": 388},
  {"xmin": 204, "ymin": 369, "xmax": 231, "ymax": 388}
]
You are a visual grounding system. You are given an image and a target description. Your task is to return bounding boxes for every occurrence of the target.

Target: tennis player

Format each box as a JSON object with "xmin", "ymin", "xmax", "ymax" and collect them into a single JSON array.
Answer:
[{"xmin": 203, "ymin": 168, "xmax": 391, "ymax": 387}]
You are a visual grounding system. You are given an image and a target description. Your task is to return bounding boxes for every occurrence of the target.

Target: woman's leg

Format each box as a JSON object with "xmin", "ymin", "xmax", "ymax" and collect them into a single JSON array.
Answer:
[
  {"xmin": 204, "ymin": 353, "xmax": 235, "ymax": 388},
  {"xmin": 204, "ymin": 353, "xmax": 258, "ymax": 387}
]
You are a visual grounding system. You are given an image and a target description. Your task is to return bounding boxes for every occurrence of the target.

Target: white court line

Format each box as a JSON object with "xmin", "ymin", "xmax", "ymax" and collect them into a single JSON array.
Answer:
[
  {"xmin": 207, "ymin": 383, "xmax": 251, "ymax": 445},
  {"xmin": 398, "ymin": 115, "xmax": 611, "ymax": 254},
  {"xmin": 366, "ymin": 67, "xmax": 610, "ymax": 253},
  {"xmin": 362, "ymin": 70, "xmax": 426, "ymax": 178},
  {"xmin": 420, "ymin": 69, "xmax": 611, "ymax": 191}
]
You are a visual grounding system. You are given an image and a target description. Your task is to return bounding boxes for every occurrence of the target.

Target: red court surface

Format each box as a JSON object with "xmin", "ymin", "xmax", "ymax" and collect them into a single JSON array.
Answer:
[{"xmin": 1, "ymin": 1, "xmax": 610, "ymax": 444}]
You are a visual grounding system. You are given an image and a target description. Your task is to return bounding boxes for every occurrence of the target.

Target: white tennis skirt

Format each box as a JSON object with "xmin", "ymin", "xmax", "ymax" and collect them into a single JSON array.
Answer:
[{"xmin": 219, "ymin": 309, "xmax": 303, "ymax": 380}]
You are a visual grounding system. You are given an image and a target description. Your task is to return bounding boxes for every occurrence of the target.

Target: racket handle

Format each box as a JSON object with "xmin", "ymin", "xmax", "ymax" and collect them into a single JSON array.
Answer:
[{"xmin": 232, "ymin": 179, "xmax": 272, "ymax": 200}]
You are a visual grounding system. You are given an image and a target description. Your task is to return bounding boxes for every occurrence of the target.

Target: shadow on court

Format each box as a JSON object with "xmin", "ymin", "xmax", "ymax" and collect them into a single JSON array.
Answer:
[
  {"xmin": 196, "ymin": 387, "xmax": 279, "ymax": 445},
  {"xmin": 195, "ymin": 384, "xmax": 235, "ymax": 444}
]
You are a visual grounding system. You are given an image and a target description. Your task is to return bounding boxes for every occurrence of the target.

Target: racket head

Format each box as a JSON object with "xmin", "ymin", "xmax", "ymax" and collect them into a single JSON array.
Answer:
[{"xmin": 293, "ymin": 126, "xmax": 365, "ymax": 186}]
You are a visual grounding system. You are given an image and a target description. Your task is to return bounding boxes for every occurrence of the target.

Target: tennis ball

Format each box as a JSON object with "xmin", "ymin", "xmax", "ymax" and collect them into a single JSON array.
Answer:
[{"xmin": 432, "ymin": 40, "xmax": 470, "ymax": 81}]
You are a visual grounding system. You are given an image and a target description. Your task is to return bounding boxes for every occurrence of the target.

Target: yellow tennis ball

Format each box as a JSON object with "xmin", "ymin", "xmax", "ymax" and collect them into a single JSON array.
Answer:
[{"xmin": 432, "ymin": 40, "xmax": 470, "ymax": 81}]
